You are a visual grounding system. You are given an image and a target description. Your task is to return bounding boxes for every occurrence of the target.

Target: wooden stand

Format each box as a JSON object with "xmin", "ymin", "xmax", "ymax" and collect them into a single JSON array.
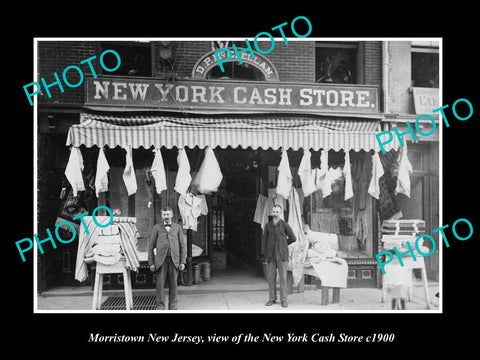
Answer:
[
  {"xmin": 381, "ymin": 256, "xmax": 431, "ymax": 309},
  {"xmin": 287, "ymin": 270, "xmax": 341, "ymax": 305},
  {"xmin": 314, "ymin": 279, "xmax": 341, "ymax": 305},
  {"xmin": 92, "ymin": 259, "xmax": 133, "ymax": 310}
]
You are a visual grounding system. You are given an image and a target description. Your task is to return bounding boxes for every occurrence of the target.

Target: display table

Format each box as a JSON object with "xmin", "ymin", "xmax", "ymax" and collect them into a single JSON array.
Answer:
[{"xmin": 287, "ymin": 258, "xmax": 347, "ymax": 306}]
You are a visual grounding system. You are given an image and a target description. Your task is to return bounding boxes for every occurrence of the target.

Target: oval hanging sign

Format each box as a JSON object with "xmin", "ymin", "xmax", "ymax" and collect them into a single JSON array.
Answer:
[{"xmin": 191, "ymin": 47, "xmax": 279, "ymax": 81}]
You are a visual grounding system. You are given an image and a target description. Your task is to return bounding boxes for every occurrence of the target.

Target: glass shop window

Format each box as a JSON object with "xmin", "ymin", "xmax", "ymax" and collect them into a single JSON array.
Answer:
[
  {"xmin": 304, "ymin": 150, "xmax": 374, "ymax": 259},
  {"xmin": 315, "ymin": 42, "xmax": 358, "ymax": 84},
  {"xmin": 100, "ymin": 41, "xmax": 152, "ymax": 77},
  {"xmin": 411, "ymin": 42, "xmax": 439, "ymax": 88}
]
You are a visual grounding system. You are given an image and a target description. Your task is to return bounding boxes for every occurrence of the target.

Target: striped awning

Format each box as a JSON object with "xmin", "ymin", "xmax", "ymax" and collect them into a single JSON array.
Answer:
[{"xmin": 65, "ymin": 113, "xmax": 399, "ymax": 152}]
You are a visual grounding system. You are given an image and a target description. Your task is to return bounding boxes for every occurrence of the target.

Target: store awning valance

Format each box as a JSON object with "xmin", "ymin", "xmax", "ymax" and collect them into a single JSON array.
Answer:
[{"xmin": 65, "ymin": 113, "xmax": 400, "ymax": 152}]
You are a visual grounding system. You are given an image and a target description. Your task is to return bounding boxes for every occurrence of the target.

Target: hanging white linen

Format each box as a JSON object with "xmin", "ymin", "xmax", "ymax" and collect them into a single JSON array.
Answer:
[
  {"xmin": 174, "ymin": 148, "xmax": 192, "ymax": 195},
  {"xmin": 122, "ymin": 145, "xmax": 137, "ymax": 196},
  {"xmin": 395, "ymin": 145, "xmax": 413, "ymax": 198},
  {"xmin": 315, "ymin": 149, "xmax": 332, "ymax": 198},
  {"xmin": 344, "ymin": 150, "xmax": 354, "ymax": 201},
  {"xmin": 287, "ymin": 187, "xmax": 309, "ymax": 287},
  {"xmin": 275, "ymin": 149, "xmax": 292, "ymax": 199},
  {"xmin": 95, "ymin": 148, "xmax": 110, "ymax": 197},
  {"xmin": 368, "ymin": 152, "xmax": 384, "ymax": 199},
  {"xmin": 192, "ymin": 146, "xmax": 223, "ymax": 194},
  {"xmin": 151, "ymin": 148, "xmax": 167, "ymax": 194},
  {"xmin": 64, "ymin": 146, "xmax": 85, "ymax": 196},
  {"xmin": 298, "ymin": 149, "xmax": 316, "ymax": 197}
]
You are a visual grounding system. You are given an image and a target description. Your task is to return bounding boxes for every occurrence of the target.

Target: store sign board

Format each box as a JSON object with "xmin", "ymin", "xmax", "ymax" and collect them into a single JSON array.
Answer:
[
  {"xmin": 412, "ymin": 87, "xmax": 439, "ymax": 114},
  {"xmin": 85, "ymin": 76, "xmax": 380, "ymax": 114}
]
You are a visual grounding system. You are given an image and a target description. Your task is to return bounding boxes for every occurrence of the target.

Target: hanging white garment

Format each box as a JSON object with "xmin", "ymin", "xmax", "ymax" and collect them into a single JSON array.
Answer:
[
  {"xmin": 65, "ymin": 146, "xmax": 85, "ymax": 196},
  {"xmin": 192, "ymin": 147, "xmax": 223, "ymax": 194},
  {"xmin": 95, "ymin": 148, "xmax": 110, "ymax": 197},
  {"xmin": 151, "ymin": 148, "xmax": 167, "ymax": 194},
  {"xmin": 368, "ymin": 152, "xmax": 384, "ymax": 199},
  {"xmin": 317, "ymin": 149, "xmax": 332, "ymax": 197},
  {"xmin": 178, "ymin": 193, "xmax": 203, "ymax": 231},
  {"xmin": 287, "ymin": 187, "xmax": 308, "ymax": 286},
  {"xmin": 275, "ymin": 149, "xmax": 292, "ymax": 199},
  {"xmin": 344, "ymin": 151, "xmax": 354, "ymax": 201},
  {"xmin": 395, "ymin": 145, "xmax": 413, "ymax": 197},
  {"xmin": 122, "ymin": 145, "xmax": 137, "ymax": 196},
  {"xmin": 314, "ymin": 149, "xmax": 327, "ymax": 191},
  {"xmin": 253, "ymin": 194, "xmax": 269, "ymax": 230},
  {"xmin": 298, "ymin": 149, "xmax": 316, "ymax": 197},
  {"xmin": 197, "ymin": 194, "xmax": 209, "ymax": 215},
  {"xmin": 174, "ymin": 148, "xmax": 192, "ymax": 195}
]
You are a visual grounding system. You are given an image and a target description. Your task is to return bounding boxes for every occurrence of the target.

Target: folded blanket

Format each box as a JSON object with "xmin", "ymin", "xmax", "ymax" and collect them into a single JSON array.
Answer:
[{"xmin": 305, "ymin": 257, "xmax": 348, "ymax": 288}]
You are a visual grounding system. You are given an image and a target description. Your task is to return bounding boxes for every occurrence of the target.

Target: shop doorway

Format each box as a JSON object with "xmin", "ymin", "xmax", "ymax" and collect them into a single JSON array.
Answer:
[{"xmin": 213, "ymin": 149, "xmax": 260, "ymax": 275}]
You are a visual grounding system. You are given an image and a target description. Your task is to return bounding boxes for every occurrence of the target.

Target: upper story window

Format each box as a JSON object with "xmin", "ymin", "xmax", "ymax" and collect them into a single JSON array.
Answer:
[
  {"xmin": 315, "ymin": 42, "xmax": 358, "ymax": 84},
  {"xmin": 100, "ymin": 41, "xmax": 152, "ymax": 77},
  {"xmin": 411, "ymin": 41, "xmax": 439, "ymax": 88}
]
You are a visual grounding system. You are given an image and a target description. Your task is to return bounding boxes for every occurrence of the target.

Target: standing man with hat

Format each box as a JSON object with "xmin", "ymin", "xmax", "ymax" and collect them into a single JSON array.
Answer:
[
  {"xmin": 262, "ymin": 204, "xmax": 297, "ymax": 308},
  {"xmin": 148, "ymin": 207, "xmax": 186, "ymax": 310}
]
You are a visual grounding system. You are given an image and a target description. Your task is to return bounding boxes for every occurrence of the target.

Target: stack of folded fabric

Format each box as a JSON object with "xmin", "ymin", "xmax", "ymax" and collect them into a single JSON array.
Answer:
[
  {"xmin": 85, "ymin": 224, "xmax": 125, "ymax": 266},
  {"xmin": 382, "ymin": 219, "xmax": 426, "ymax": 236},
  {"xmin": 381, "ymin": 219, "xmax": 429, "ymax": 257}
]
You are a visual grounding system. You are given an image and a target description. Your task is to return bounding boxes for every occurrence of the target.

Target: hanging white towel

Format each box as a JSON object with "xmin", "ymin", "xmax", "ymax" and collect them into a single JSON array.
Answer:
[
  {"xmin": 192, "ymin": 147, "xmax": 223, "ymax": 194},
  {"xmin": 95, "ymin": 148, "xmax": 110, "ymax": 197},
  {"xmin": 151, "ymin": 148, "xmax": 167, "ymax": 194},
  {"xmin": 174, "ymin": 148, "xmax": 192, "ymax": 195},
  {"xmin": 395, "ymin": 145, "xmax": 413, "ymax": 197},
  {"xmin": 64, "ymin": 146, "xmax": 85, "ymax": 196},
  {"xmin": 253, "ymin": 194, "xmax": 269, "ymax": 230},
  {"xmin": 368, "ymin": 152, "xmax": 384, "ymax": 199},
  {"xmin": 298, "ymin": 149, "xmax": 316, "ymax": 197},
  {"xmin": 316, "ymin": 149, "xmax": 332, "ymax": 198},
  {"xmin": 122, "ymin": 145, "xmax": 137, "ymax": 196},
  {"xmin": 287, "ymin": 187, "xmax": 309, "ymax": 286},
  {"xmin": 275, "ymin": 149, "xmax": 292, "ymax": 199},
  {"xmin": 314, "ymin": 149, "xmax": 327, "ymax": 191},
  {"xmin": 344, "ymin": 151, "xmax": 354, "ymax": 201}
]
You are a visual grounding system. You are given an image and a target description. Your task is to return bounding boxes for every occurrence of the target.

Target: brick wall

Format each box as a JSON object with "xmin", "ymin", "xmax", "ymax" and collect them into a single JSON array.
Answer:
[
  {"xmin": 154, "ymin": 40, "xmax": 316, "ymax": 82},
  {"xmin": 154, "ymin": 41, "xmax": 211, "ymax": 78},
  {"xmin": 364, "ymin": 41, "xmax": 382, "ymax": 86},
  {"xmin": 266, "ymin": 41, "xmax": 315, "ymax": 82},
  {"xmin": 37, "ymin": 41, "xmax": 97, "ymax": 106},
  {"xmin": 37, "ymin": 40, "xmax": 384, "ymax": 105},
  {"xmin": 386, "ymin": 41, "xmax": 414, "ymax": 114}
]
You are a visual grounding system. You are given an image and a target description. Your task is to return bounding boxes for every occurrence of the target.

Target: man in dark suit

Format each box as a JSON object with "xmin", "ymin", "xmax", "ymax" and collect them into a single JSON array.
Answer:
[
  {"xmin": 262, "ymin": 204, "xmax": 296, "ymax": 308},
  {"xmin": 148, "ymin": 207, "xmax": 187, "ymax": 310}
]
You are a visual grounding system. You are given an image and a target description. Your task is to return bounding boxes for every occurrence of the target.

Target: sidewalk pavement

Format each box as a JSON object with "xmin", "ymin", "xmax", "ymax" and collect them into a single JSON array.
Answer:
[{"xmin": 36, "ymin": 273, "xmax": 440, "ymax": 312}]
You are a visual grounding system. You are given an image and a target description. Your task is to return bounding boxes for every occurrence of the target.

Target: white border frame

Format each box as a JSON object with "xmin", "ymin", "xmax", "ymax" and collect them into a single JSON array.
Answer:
[{"xmin": 33, "ymin": 37, "xmax": 443, "ymax": 314}]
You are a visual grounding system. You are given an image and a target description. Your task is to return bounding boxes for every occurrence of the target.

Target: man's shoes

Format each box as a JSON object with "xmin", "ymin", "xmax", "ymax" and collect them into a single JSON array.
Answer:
[
  {"xmin": 281, "ymin": 301, "xmax": 288, "ymax": 308},
  {"xmin": 265, "ymin": 300, "xmax": 276, "ymax": 306}
]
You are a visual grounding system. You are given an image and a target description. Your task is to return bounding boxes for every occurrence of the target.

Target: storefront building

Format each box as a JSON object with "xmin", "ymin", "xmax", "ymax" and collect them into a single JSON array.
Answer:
[{"xmin": 36, "ymin": 39, "xmax": 439, "ymax": 292}]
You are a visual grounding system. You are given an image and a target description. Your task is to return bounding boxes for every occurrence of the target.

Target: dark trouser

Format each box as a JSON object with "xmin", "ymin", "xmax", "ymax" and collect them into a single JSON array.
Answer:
[
  {"xmin": 155, "ymin": 256, "xmax": 178, "ymax": 310},
  {"xmin": 266, "ymin": 258, "xmax": 288, "ymax": 303}
]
